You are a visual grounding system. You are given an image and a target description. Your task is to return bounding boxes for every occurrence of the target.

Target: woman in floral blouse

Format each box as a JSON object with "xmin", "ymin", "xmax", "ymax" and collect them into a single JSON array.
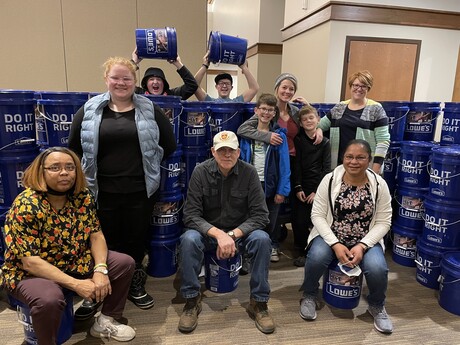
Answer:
[
  {"xmin": 298, "ymin": 139, "xmax": 394, "ymax": 334},
  {"xmin": 0, "ymin": 147, "xmax": 136, "ymax": 343}
]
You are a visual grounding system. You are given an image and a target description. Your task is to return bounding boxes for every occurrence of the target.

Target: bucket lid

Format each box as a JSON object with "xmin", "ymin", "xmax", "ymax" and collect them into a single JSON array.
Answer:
[
  {"xmin": 441, "ymin": 251, "xmax": 460, "ymax": 270},
  {"xmin": 400, "ymin": 140, "xmax": 437, "ymax": 151},
  {"xmin": 431, "ymin": 146, "xmax": 460, "ymax": 158},
  {"xmin": 424, "ymin": 195, "xmax": 460, "ymax": 212},
  {"xmin": 417, "ymin": 237, "xmax": 460, "ymax": 254},
  {"xmin": 409, "ymin": 102, "xmax": 441, "ymax": 110},
  {"xmin": 144, "ymin": 94, "xmax": 181, "ymax": 104},
  {"xmin": 381, "ymin": 101, "xmax": 410, "ymax": 110},
  {"xmin": 0, "ymin": 89, "xmax": 35, "ymax": 99},
  {"xmin": 392, "ymin": 223, "xmax": 421, "ymax": 237},
  {"xmin": 443, "ymin": 102, "xmax": 460, "ymax": 111}
]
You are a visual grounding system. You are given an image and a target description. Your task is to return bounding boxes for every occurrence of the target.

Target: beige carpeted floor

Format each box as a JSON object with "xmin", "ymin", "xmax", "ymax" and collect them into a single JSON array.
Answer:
[{"xmin": 1, "ymin": 228, "xmax": 459, "ymax": 345}]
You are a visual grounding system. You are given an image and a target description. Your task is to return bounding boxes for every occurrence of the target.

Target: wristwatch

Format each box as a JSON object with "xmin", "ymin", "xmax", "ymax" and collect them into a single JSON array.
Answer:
[
  {"xmin": 227, "ymin": 231, "xmax": 237, "ymax": 240},
  {"xmin": 94, "ymin": 267, "xmax": 109, "ymax": 275}
]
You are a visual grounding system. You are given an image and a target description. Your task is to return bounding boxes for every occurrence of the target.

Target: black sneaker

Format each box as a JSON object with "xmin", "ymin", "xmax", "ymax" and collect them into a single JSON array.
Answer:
[{"xmin": 75, "ymin": 300, "xmax": 102, "ymax": 321}]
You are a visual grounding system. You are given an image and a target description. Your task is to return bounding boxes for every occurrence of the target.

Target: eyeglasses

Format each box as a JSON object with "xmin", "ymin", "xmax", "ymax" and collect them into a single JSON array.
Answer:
[
  {"xmin": 257, "ymin": 107, "xmax": 276, "ymax": 114},
  {"xmin": 343, "ymin": 155, "xmax": 369, "ymax": 162},
  {"xmin": 217, "ymin": 81, "xmax": 232, "ymax": 87},
  {"xmin": 108, "ymin": 76, "xmax": 135, "ymax": 84},
  {"xmin": 43, "ymin": 164, "xmax": 76, "ymax": 172},
  {"xmin": 351, "ymin": 83, "xmax": 368, "ymax": 91}
]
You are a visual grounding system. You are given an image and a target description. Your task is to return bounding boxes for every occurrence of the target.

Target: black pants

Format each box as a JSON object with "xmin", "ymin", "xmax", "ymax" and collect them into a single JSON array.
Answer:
[{"xmin": 97, "ymin": 190, "xmax": 156, "ymax": 263}]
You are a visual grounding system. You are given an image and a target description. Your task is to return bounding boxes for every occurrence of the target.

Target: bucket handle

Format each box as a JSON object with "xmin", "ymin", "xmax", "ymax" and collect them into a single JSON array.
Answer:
[
  {"xmin": 425, "ymin": 218, "xmax": 460, "ymax": 228},
  {"xmin": 0, "ymin": 137, "xmax": 35, "ymax": 151},
  {"xmin": 390, "ymin": 109, "xmax": 410, "ymax": 123},
  {"xmin": 438, "ymin": 274, "xmax": 460, "ymax": 285},
  {"xmin": 388, "ymin": 229, "xmax": 417, "ymax": 248},
  {"xmin": 153, "ymin": 195, "xmax": 185, "ymax": 218},
  {"xmin": 392, "ymin": 190, "xmax": 424, "ymax": 213},
  {"xmin": 396, "ymin": 157, "xmax": 431, "ymax": 173},
  {"xmin": 429, "ymin": 171, "xmax": 460, "ymax": 181},
  {"xmin": 385, "ymin": 151, "xmax": 399, "ymax": 163},
  {"xmin": 210, "ymin": 254, "xmax": 242, "ymax": 273},
  {"xmin": 407, "ymin": 110, "xmax": 440, "ymax": 124},
  {"xmin": 179, "ymin": 110, "xmax": 211, "ymax": 127},
  {"xmin": 36, "ymin": 107, "xmax": 72, "ymax": 125},
  {"xmin": 414, "ymin": 257, "xmax": 440, "ymax": 269},
  {"xmin": 209, "ymin": 110, "xmax": 240, "ymax": 128}
]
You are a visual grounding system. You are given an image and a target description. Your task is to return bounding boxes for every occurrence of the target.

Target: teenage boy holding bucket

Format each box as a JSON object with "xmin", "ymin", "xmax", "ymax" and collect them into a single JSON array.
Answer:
[
  {"xmin": 193, "ymin": 52, "xmax": 259, "ymax": 102},
  {"xmin": 131, "ymin": 48, "xmax": 198, "ymax": 100},
  {"xmin": 178, "ymin": 130, "xmax": 276, "ymax": 334}
]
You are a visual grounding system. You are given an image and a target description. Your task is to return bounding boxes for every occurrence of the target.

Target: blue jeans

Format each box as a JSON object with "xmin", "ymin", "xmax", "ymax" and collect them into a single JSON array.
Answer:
[
  {"xmin": 301, "ymin": 236, "xmax": 389, "ymax": 307},
  {"xmin": 180, "ymin": 229, "xmax": 272, "ymax": 302}
]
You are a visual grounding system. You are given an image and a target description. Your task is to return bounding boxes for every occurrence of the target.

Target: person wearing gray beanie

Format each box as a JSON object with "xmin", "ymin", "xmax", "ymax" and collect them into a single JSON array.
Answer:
[{"xmin": 274, "ymin": 73, "xmax": 298, "ymax": 93}]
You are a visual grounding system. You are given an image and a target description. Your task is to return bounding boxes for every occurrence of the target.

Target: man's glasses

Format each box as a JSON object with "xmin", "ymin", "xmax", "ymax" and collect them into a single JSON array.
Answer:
[
  {"xmin": 43, "ymin": 164, "xmax": 76, "ymax": 172},
  {"xmin": 217, "ymin": 81, "xmax": 232, "ymax": 87}
]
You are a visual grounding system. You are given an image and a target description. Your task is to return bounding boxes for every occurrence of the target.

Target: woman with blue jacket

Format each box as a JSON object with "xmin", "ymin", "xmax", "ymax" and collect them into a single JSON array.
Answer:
[{"xmin": 239, "ymin": 93, "xmax": 291, "ymax": 261}]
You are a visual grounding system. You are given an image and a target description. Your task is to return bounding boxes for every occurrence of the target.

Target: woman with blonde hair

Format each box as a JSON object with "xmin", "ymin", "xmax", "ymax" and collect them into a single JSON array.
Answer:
[{"xmin": 69, "ymin": 56, "xmax": 176, "ymax": 313}]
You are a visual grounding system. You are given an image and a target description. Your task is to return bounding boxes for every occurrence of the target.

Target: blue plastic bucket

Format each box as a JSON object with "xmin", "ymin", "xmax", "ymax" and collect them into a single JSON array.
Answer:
[
  {"xmin": 381, "ymin": 101, "xmax": 410, "ymax": 142},
  {"xmin": 35, "ymin": 91, "xmax": 89, "ymax": 101},
  {"xmin": 392, "ymin": 223, "xmax": 418, "ymax": 267},
  {"xmin": 209, "ymin": 102, "xmax": 243, "ymax": 136},
  {"xmin": 440, "ymin": 102, "xmax": 460, "ymax": 145},
  {"xmin": 204, "ymin": 251, "xmax": 241, "ymax": 293},
  {"xmin": 398, "ymin": 141, "xmax": 437, "ymax": 189},
  {"xmin": 394, "ymin": 186, "xmax": 426, "ymax": 231},
  {"xmin": 159, "ymin": 145, "xmax": 183, "ymax": 194},
  {"xmin": 422, "ymin": 196, "xmax": 460, "ymax": 248},
  {"xmin": 240, "ymin": 102, "xmax": 256, "ymax": 123},
  {"xmin": 404, "ymin": 102, "xmax": 441, "ymax": 142},
  {"xmin": 383, "ymin": 142, "xmax": 400, "ymax": 193},
  {"xmin": 181, "ymin": 146, "xmax": 209, "ymax": 192},
  {"xmin": 415, "ymin": 239, "xmax": 458, "ymax": 290},
  {"xmin": 322, "ymin": 260, "xmax": 363, "ymax": 309},
  {"xmin": 135, "ymin": 27, "xmax": 178, "ymax": 60},
  {"xmin": 317, "ymin": 103, "xmax": 336, "ymax": 118},
  {"xmin": 150, "ymin": 191, "xmax": 183, "ymax": 240},
  {"xmin": 144, "ymin": 95, "xmax": 182, "ymax": 143},
  {"xmin": 0, "ymin": 147, "xmax": 39, "ymax": 207},
  {"xmin": 147, "ymin": 236, "xmax": 180, "ymax": 277},
  {"xmin": 0, "ymin": 90, "xmax": 36, "ymax": 152},
  {"xmin": 180, "ymin": 102, "xmax": 210, "ymax": 147},
  {"xmin": 0, "ymin": 210, "xmax": 5, "ymax": 266},
  {"xmin": 13, "ymin": 290, "xmax": 74, "ymax": 345},
  {"xmin": 208, "ymin": 31, "xmax": 248, "ymax": 65},
  {"xmin": 429, "ymin": 146, "xmax": 460, "ymax": 201},
  {"xmin": 438, "ymin": 251, "xmax": 460, "ymax": 316}
]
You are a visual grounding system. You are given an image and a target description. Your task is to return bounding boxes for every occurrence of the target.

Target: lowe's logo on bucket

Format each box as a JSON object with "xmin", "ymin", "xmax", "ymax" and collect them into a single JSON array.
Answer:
[
  {"xmin": 146, "ymin": 30, "xmax": 155, "ymax": 53},
  {"xmin": 326, "ymin": 283, "xmax": 361, "ymax": 299},
  {"xmin": 430, "ymin": 188, "xmax": 445, "ymax": 197},
  {"xmin": 426, "ymin": 234, "xmax": 442, "ymax": 243}
]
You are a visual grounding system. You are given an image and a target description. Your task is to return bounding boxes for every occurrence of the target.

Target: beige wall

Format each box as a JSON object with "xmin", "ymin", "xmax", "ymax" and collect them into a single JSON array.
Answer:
[
  {"xmin": 284, "ymin": 0, "xmax": 460, "ymax": 26},
  {"xmin": 0, "ymin": 0, "xmax": 207, "ymax": 93}
]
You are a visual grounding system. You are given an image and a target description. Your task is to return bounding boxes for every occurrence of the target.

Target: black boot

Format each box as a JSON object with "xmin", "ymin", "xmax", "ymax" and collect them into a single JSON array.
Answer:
[
  {"xmin": 74, "ymin": 299, "xmax": 102, "ymax": 321},
  {"xmin": 128, "ymin": 266, "xmax": 155, "ymax": 309}
]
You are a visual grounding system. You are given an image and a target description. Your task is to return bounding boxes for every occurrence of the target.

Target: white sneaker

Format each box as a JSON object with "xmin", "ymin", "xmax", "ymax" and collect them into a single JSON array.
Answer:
[
  {"xmin": 270, "ymin": 248, "xmax": 280, "ymax": 262},
  {"xmin": 90, "ymin": 313, "xmax": 136, "ymax": 342}
]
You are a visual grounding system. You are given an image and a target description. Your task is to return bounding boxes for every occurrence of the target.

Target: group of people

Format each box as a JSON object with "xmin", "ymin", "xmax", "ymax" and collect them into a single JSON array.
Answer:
[{"xmin": 0, "ymin": 47, "xmax": 393, "ymax": 344}]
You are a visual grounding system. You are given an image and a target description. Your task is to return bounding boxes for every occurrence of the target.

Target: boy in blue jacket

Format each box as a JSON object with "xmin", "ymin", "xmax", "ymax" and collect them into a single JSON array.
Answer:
[{"xmin": 240, "ymin": 93, "xmax": 291, "ymax": 262}]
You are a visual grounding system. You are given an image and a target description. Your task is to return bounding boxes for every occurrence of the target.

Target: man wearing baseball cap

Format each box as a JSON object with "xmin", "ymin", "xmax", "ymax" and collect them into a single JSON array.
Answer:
[
  {"xmin": 193, "ymin": 52, "xmax": 259, "ymax": 102},
  {"xmin": 178, "ymin": 130, "xmax": 275, "ymax": 334}
]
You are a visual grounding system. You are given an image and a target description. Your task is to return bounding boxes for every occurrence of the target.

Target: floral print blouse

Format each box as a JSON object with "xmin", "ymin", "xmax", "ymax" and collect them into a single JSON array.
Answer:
[
  {"xmin": 0, "ymin": 188, "xmax": 101, "ymax": 291},
  {"xmin": 332, "ymin": 181, "xmax": 374, "ymax": 247}
]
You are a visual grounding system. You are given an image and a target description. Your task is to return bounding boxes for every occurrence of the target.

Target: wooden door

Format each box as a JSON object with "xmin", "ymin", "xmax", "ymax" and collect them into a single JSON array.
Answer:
[
  {"xmin": 453, "ymin": 46, "xmax": 460, "ymax": 102},
  {"xmin": 341, "ymin": 37, "xmax": 421, "ymax": 102}
]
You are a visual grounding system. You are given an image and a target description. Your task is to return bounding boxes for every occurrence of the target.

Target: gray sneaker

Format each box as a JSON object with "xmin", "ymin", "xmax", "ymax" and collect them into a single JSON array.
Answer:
[
  {"xmin": 299, "ymin": 296, "xmax": 317, "ymax": 320},
  {"xmin": 368, "ymin": 305, "xmax": 393, "ymax": 334}
]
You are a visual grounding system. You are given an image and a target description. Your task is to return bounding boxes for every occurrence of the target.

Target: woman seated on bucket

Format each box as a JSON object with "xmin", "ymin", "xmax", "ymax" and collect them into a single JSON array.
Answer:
[
  {"xmin": 299, "ymin": 139, "xmax": 394, "ymax": 334},
  {"xmin": 0, "ymin": 147, "xmax": 136, "ymax": 344}
]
